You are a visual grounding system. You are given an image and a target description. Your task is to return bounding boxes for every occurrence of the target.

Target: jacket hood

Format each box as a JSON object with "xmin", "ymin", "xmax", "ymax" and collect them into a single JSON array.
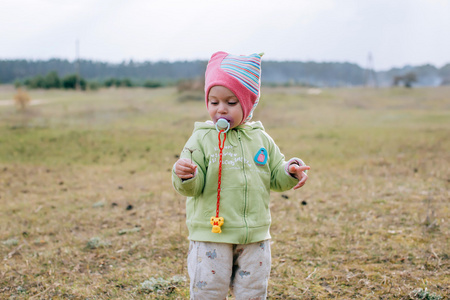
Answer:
[{"xmin": 193, "ymin": 120, "xmax": 265, "ymax": 132}]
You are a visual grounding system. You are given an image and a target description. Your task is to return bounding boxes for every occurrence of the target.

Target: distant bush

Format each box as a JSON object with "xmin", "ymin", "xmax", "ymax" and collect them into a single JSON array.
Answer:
[
  {"xmin": 44, "ymin": 71, "xmax": 61, "ymax": 89},
  {"xmin": 88, "ymin": 81, "xmax": 101, "ymax": 91},
  {"xmin": 120, "ymin": 78, "xmax": 133, "ymax": 87},
  {"xmin": 20, "ymin": 71, "xmax": 95, "ymax": 90},
  {"xmin": 143, "ymin": 80, "xmax": 163, "ymax": 88},
  {"xmin": 22, "ymin": 71, "xmax": 61, "ymax": 89},
  {"xmin": 104, "ymin": 77, "xmax": 134, "ymax": 88},
  {"xmin": 18, "ymin": 73, "xmax": 166, "ymax": 90},
  {"xmin": 24, "ymin": 75, "xmax": 45, "ymax": 89},
  {"xmin": 62, "ymin": 74, "xmax": 86, "ymax": 90},
  {"xmin": 393, "ymin": 72, "xmax": 417, "ymax": 88},
  {"xmin": 104, "ymin": 77, "xmax": 134, "ymax": 87},
  {"xmin": 104, "ymin": 78, "xmax": 117, "ymax": 87}
]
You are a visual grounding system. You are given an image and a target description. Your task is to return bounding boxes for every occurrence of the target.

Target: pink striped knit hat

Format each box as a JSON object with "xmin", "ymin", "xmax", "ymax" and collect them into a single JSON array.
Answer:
[{"xmin": 205, "ymin": 51, "xmax": 263, "ymax": 124}]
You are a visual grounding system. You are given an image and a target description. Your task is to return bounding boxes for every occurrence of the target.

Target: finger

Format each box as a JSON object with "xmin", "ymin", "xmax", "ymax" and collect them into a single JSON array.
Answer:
[
  {"xmin": 188, "ymin": 164, "xmax": 197, "ymax": 172},
  {"xmin": 298, "ymin": 173, "xmax": 308, "ymax": 184},
  {"xmin": 180, "ymin": 164, "xmax": 196, "ymax": 171},
  {"xmin": 293, "ymin": 181, "xmax": 305, "ymax": 190},
  {"xmin": 293, "ymin": 173, "xmax": 308, "ymax": 190},
  {"xmin": 289, "ymin": 164, "xmax": 310, "ymax": 173},
  {"xmin": 178, "ymin": 173, "xmax": 194, "ymax": 179},
  {"xmin": 176, "ymin": 159, "xmax": 191, "ymax": 167},
  {"xmin": 297, "ymin": 165, "xmax": 310, "ymax": 172},
  {"xmin": 298, "ymin": 175, "xmax": 307, "ymax": 184},
  {"xmin": 288, "ymin": 164, "xmax": 298, "ymax": 173},
  {"xmin": 177, "ymin": 167, "xmax": 196, "ymax": 177},
  {"xmin": 176, "ymin": 160, "xmax": 197, "ymax": 172}
]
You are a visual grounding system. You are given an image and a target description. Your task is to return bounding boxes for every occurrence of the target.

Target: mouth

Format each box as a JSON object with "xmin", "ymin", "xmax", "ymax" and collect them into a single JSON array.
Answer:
[{"xmin": 215, "ymin": 116, "xmax": 231, "ymax": 124}]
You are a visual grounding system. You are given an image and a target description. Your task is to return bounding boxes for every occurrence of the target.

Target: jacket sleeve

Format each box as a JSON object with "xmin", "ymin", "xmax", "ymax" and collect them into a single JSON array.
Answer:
[
  {"xmin": 172, "ymin": 131, "xmax": 206, "ymax": 197},
  {"xmin": 263, "ymin": 132, "xmax": 300, "ymax": 192}
]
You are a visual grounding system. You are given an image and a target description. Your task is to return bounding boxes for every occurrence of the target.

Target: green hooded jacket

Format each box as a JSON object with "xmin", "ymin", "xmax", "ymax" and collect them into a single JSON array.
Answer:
[{"xmin": 172, "ymin": 121, "xmax": 302, "ymax": 244}]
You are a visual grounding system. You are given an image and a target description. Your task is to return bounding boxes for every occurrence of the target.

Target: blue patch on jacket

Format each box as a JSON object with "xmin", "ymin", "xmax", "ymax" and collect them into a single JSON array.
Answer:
[{"xmin": 254, "ymin": 147, "xmax": 268, "ymax": 166}]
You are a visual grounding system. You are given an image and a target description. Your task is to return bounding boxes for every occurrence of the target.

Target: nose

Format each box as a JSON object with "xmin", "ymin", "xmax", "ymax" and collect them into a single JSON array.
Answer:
[{"xmin": 217, "ymin": 103, "xmax": 227, "ymax": 114}]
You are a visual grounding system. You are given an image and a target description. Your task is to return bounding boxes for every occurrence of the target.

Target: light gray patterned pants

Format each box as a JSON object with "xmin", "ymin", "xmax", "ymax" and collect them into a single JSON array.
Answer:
[{"xmin": 187, "ymin": 240, "xmax": 271, "ymax": 300}]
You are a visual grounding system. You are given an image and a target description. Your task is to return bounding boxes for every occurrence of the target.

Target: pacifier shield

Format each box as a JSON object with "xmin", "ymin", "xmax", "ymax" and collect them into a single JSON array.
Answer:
[{"xmin": 215, "ymin": 118, "xmax": 230, "ymax": 133}]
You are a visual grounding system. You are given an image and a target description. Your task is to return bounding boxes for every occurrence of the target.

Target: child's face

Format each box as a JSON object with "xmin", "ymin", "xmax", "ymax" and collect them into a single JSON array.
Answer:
[{"xmin": 207, "ymin": 86, "xmax": 243, "ymax": 129}]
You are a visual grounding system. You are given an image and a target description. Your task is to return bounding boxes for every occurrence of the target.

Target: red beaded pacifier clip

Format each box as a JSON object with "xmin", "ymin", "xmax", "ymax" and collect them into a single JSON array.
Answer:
[{"xmin": 210, "ymin": 118, "xmax": 230, "ymax": 233}]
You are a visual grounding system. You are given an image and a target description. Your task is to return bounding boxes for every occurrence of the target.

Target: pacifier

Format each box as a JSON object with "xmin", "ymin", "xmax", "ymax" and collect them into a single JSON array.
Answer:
[{"xmin": 215, "ymin": 118, "xmax": 230, "ymax": 133}]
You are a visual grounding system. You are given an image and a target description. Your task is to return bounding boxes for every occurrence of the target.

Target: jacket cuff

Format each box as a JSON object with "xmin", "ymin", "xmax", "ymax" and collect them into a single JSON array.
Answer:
[{"xmin": 285, "ymin": 157, "xmax": 307, "ymax": 177}]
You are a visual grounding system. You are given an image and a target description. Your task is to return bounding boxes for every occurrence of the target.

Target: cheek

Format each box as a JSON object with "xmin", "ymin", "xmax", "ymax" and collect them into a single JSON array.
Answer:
[
  {"xmin": 231, "ymin": 108, "xmax": 244, "ymax": 125},
  {"xmin": 207, "ymin": 105, "xmax": 215, "ymax": 115},
  {"xmin": 235, "ymin": 107, "xmax": 244, "ymax": 118}
]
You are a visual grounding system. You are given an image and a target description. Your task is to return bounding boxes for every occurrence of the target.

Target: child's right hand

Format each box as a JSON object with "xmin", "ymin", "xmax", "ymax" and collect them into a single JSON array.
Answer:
[{"xmin": 174, "ymin": 158, "xmax": 198, "ymax": 179}]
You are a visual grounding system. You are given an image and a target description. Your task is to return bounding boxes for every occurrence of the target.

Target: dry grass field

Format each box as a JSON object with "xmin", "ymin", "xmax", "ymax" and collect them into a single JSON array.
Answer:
[{"xmin": 0, "ymin": 85, "xmax": 448, "ymax": 299}]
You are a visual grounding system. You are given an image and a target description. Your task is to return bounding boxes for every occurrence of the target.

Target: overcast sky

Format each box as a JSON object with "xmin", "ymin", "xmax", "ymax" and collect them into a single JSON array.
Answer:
[{"xmin": 1, "ymin": 0, "xmax": 449, "ymax": 70}]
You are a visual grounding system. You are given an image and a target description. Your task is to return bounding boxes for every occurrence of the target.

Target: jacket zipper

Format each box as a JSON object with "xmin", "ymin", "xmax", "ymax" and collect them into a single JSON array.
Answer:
[{"xmin": 238, "ymin": 131, "xmax": 249, "ymax": 243}]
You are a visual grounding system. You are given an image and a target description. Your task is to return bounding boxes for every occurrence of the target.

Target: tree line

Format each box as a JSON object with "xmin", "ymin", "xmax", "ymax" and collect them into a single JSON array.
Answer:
[{"xmin": 1, "ymin": 58, "xmax": 449, "ymax": 88}]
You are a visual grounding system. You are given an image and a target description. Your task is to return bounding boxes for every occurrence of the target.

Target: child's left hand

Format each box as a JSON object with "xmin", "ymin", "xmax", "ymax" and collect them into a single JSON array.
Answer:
[{"xmin": 288, "ymin": 164, "xmax": 310, "ymax": 190}]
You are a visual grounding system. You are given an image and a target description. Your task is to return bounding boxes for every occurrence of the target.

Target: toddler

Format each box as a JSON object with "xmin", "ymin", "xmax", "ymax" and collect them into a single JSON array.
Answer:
[{"xmin": 172, "ymin": 51, "xmax": 310, "ymax": 299}]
